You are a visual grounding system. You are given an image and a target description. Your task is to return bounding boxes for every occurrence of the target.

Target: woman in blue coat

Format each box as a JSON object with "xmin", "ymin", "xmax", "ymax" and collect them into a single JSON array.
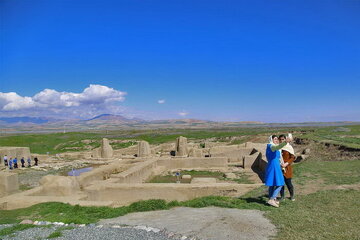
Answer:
[{"xmin": 265, "ymin": 135, "xmax": 291, "ymax": 207}]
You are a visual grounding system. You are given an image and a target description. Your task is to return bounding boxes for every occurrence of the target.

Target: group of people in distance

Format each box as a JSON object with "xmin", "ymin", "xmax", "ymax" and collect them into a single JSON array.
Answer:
[
  {"xmin": 2, "ymin": 155, "xmax": 39, "ymax": 170},
  {"xmin": 265, "ymin": 134, "xmax": 295, "ymax": 208}
]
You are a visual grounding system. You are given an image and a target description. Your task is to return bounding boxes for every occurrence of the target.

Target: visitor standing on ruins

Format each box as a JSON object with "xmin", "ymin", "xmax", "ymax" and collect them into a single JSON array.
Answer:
[
  {"xmin": 34, "ymin": 157, "xmax": 39, "ymax": 166},
  {"xmin": 27, "ymin": 157, "xmax": 31, "ymax": 167},
  {"xmin": 13, "ymin": 157, "xmax": 18, "ymax": 168},
  {"xmin": 3, "ymin": 155, "xmax": 8, "ymax": 167},
  {"xmin": 9, "ymin": 157, "xmax": 13, "ymax": 170},
  {"xmin": 21, "ymin": 157, "xmax": 25, "ymax": 168},
  {"xmin": 278, "ymin": 135, "xmax": 296, "ymax": 201},
  {"xmin": 265, "ymin": 135, "xmax": 291, "ymax": 207}
]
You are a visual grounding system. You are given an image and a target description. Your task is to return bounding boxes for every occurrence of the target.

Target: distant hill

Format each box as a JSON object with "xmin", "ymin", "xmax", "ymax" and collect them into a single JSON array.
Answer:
[
  {"xmin": 150, "ymin": 118, "xmax": 212, "ymax": 124},
  {"xmin": 0, "ymin": 114, "xmax": 359, "ymax": 133},
  {"xmin": 85, "ymin": 114, "xmax": 144, "ymax": 123}
]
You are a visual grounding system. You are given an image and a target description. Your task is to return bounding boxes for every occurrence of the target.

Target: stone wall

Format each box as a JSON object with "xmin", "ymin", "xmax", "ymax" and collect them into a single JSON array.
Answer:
[
  {"xmin": 0, "ymin": 172, "xmax": 19, "ymax": 197},
  {"xmin": 156, "ymin": 157, "xmax": 228, "ymax": 169},
  {"xmin": 77, "ymin": 160, "xmax": 127, "ymax": 187},
  {"xmin": 84, "ymin": 182, "xmax": 261, "ymax": 206},
  {"xmin": 111, "ymin": 160, "xmax": 158, "ymax": 184},
  {"xmin": 0, "ymin": 147, "xmax": 31, "ymax": 164}
]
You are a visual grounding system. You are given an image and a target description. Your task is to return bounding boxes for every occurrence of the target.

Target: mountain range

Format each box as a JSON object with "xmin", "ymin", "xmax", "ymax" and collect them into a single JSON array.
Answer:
[{"xmin": 0, "ymin": 114, "xmax": 357, "ymax": 133}]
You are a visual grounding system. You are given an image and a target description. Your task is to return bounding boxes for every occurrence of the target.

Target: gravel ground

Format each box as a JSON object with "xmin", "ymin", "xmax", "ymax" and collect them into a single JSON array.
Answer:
[
  {"xmin": 100, "ymin": 207, "xmax": 276, "ymax": 240},
  {"xmin": 0, "ymin": 224, "xmax": 189, "ymax": 240},
  {"xmin": 0, "ymin": 207, "xmax": 275, "ymax": 240}
]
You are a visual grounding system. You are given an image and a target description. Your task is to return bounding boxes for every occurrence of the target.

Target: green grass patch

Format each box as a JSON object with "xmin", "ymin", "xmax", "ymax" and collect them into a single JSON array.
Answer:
[
  {"xmin": 300, "ymin": 125, "xmax": 360, "ymax": 149},
  {"xmin": 266, "ymin": 189, "xmax": 360, "ymax": 240},
  {"xmin": 227, "ymin": 174, "xmax": 254, "ymax": 184},
  {"xmin": 47, "ymin": 231, "xmax": 62, "ymax": 239},
  {"xmin": 294, "ymin": 159, "xmax": 360, "ymax": 185},
  {"xmin": 0, "ymin": 224, "xmax": 37, "ymax": 237}
]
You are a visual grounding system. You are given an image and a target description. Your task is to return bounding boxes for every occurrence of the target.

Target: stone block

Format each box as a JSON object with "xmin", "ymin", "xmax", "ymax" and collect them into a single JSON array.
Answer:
[
  {"xmin": 40, "ymin": 175, "xmax": 80, "ymax": 196},
  {"xmin": 182, "ymin": 175, "xmax": 191, "ymax": 179},
  {"xmin": 224, "ymin": 173, "xmax": 237, "ymax": 179},
  {"xmin": 188, "ymin": 148, "xmax": 202, "ymax": 157},
  {"xmin": 191, "ymin": 177, "xmax": 217, "ymax": 184},
  {"xmin": 244, "ymin": 152, "xmax": 260, "ymax": 169}
]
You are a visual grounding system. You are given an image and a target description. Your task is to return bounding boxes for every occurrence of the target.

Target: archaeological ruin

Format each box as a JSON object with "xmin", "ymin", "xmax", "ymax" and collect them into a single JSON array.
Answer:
[{"xmin": 0, "ymin": 137, "xmax": 268, "ymax": 210}]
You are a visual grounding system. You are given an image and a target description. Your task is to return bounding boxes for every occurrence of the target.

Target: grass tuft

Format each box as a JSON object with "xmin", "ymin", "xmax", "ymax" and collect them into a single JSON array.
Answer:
[
  {"xmin": 47, "ymin": 231, "xmax": 62, "ymax": 239},
  {"xmin": 0, "ymin": 224, "xmax": 37, "ymax": 237}
]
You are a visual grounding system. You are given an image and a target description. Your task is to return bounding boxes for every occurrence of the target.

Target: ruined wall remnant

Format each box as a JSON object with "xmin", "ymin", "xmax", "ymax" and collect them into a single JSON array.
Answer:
[
  {"xmin": 0, "ymin": 172, "xmax": 19, "ymax": 197},
  {"xmin": 100, "ymin": 138, "xmax": 113, "ymax": 158},
  {"xmin": 92, "ymin": 138, "xmax": 114, "ymax": 158},
  {"xmin": 138, "ymin": 141, "xmax": 151, "ymax": 157},
  {"xmin": 188, "ymin": 148, "xmax": 203, "ymax": 157},
  {"xmin": 175, "ymin": 136, "xmax": 188, "ymax": 157},
  {"xmin": 39, "ymin": 175, "xmax": 80, "ymax": 196},
  {"xmin": 0, "ymin": 147, "xmax": 31, "ymax": 164}
]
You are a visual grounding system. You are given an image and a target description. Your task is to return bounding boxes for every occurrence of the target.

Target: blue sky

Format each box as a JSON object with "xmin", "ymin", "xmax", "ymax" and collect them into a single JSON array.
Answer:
[{"xmin": 1, "ymin": 0, "xmax": 359, "ymax": 122}]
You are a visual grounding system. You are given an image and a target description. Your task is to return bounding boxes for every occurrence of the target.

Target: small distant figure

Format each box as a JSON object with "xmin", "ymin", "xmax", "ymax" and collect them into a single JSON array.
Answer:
[
  {"xmin": 21, "ymin": 157, "xmax": 25, "ymax": 168},
  {"xmin": 9, "ymin": 158, "xmax": 13, "ymax": 170},
  {"xmin": 27, "ymin": 157, "xmax": 31, "ymax": 167},
  {"xmin": 34, "ymin": 157, "xmax": 39, "ymax": 166},
  {"xmin": 3, "ymin": 155, "xmax": 8, "ymax": 167},
  {"xmin": 13, "ymin": 157, "xmax": 18, "ymax": 169}
]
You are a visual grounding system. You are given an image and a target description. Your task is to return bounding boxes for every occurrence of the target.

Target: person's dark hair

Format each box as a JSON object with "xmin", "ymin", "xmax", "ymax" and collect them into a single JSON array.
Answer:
[
  {"xmin": 278, "ymin": 134, "xmax": 286, "ymax": 139},
  {"xmin": 271, "ymin": 135, "xmax": 278, "ymax": 140}
]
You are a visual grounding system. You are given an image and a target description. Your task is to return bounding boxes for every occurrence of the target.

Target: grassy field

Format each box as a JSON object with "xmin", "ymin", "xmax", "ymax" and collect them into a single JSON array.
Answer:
[
  {"xmin": 301, "ymin": 125, "xmax": 360, "ymax": 149},
  {"xmin": 0, "ymin": 126, "xmax": 313, "ymax": 154}
]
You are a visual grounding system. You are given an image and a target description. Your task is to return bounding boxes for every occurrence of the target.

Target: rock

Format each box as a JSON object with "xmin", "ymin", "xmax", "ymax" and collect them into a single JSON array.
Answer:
[
  {"xmin": 182, "ymin": 175, "xmax": 192, "ymax": 179},
  {"xmin": 138, "ymin": 141, "xmax": 151, "ymax": 157},
  {"xmin": 295, "ymin": 154, "xmax": 309, "ymax": 163},
  {"xmin": 302, "ymin": 148, "xmax": 311, "ymax": 154},
  {"xmin": 224, "ymin": 173, "xmax": 237, "ymax": 179},
  {"xmin": 20, "ymin": 219, "xmax": 33, "ymax": 225},
  {"xmin": 175, "ymin": 136, "xmax": 188, "ymax": 157}
]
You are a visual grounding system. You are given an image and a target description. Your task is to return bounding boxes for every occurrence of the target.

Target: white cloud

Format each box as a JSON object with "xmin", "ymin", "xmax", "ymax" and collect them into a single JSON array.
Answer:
[
  {"xmin": 178, "ymin": 111, "xmax": 189, "ymax": 117},
  {"xmin": 32, "ymin": 84, "xmax": 126, "ymax": 107},
  {"xmin": 157, "ymin": 99, "xmax": 165, "ymax": 104},
  {"xmin": 0, "ymin": 85, "xmax": 127, "ymax": 119},
  {"xmin": 0, "ymin": 92, "xmax": 39, "ymax": 110}
]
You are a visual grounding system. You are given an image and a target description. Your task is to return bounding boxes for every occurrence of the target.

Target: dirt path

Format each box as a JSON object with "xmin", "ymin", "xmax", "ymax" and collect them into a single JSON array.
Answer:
[{"xmin": 100, "ymin": 207, "xmax": 276, "ymax": 240}]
